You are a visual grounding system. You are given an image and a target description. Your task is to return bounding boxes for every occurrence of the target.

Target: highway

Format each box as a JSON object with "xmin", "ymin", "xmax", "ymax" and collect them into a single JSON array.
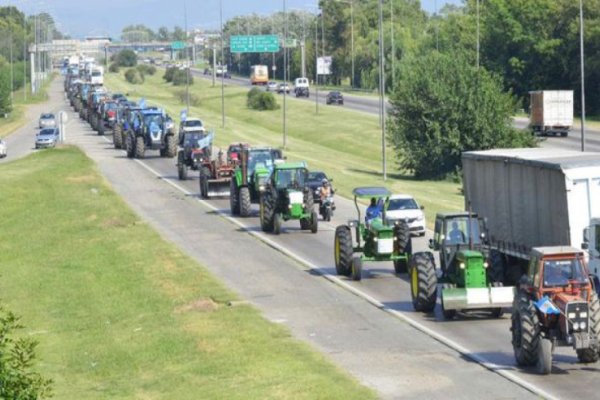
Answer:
[{"xmin": 5, "ymin": 78, "xmax": 600, "ymax": 399}]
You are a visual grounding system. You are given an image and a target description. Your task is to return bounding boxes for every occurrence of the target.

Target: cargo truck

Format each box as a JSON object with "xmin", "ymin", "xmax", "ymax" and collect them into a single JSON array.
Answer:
[
  {"xmin": 529, "ymin": 90, "xmax": 573, "ymax": 137},
  {"xmin": 462, "ymin": 148, "xmax": 600, "ymax": 285},
  {"xmin": 250, "ymin": 65, "xmax": 268, "ymax": 85}
]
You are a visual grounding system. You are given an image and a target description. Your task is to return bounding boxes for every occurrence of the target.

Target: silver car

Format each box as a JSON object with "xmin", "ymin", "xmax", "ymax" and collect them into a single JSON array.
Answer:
[
  {"xmin": 35, "ymin": 128, "xmax": 59, "ymax": 149},
  {"xmin": 0, "ymin": 138, "xmax": 6, "ymax": 158},
  {"xmin": 38, "ymin": 113, "xmax": 57, "ymax": 129}
]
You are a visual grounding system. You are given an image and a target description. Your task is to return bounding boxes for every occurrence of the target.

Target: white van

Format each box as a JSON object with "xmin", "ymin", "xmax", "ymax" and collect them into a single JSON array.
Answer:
[{"xmin": 294, "ymin": 77, "xmax": 310, "ymax": 97}]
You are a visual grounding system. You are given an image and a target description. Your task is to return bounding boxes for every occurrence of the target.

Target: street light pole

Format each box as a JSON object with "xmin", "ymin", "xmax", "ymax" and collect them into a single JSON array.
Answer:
[
  {"xmin": 220, "ymin": 0, "xmax": 225, "ymax": 128},
  {"xmin": 390, "ymin": 0, "xmax": 395, "ymax": 89},
  {"xmin": 315, "ymin": 11, "xmax": 319, "ymax": 115},
  {"xmin": 476, "ymin": 0, "xmax": 480, "ymax": 70},
  {"xmin": 283, "ymin": 0, "xmax": 288, "ymax": 148},
  {"xmin": 378, "ymin": 0, "xmax": 386, "ymax": 181},
  {"xmin": 579, "ymin": 0, "xmax": 586, "ymax": 152}
]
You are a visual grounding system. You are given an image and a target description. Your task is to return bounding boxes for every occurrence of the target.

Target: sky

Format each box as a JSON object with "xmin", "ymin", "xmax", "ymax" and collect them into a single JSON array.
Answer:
[{"xmin": 7, "ymin": 0, "xmax": 463, "ymax": 39}]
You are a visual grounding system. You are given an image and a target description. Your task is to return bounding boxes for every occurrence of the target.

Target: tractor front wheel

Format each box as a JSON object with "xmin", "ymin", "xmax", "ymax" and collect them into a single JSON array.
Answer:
[
  {"xmin": 113, "ymin": 127, "xmax": 123, "ymax": 149},
  {"xmin": 511, "ymin": 290, "xmax": 541, "ymax": 367},
  {"xmin": 165, "ymin": 134, "xmax": 177, "ymax": 157},
  {"xmin": 125, "ymin": 135, "xmax": 134, "ymax": 158},
  {"xmin": 134, "ymin": 136, "xmax": 145, "ymax": 159},
  {"xmin": 351, "ymin": 257, "xmax": 362, "ymax": 281},
  {"xmin": 200, "ymin": 168, "xmax": 210, "ymax": 198},
  {"xmin": 230, "ymin": 180, "xmax": 240, "ymax": 215},
  {"xmin": 334, "ymin": 226, "xmax": 353, "ymax": 277},
  {"xmin": 260, "ymin": 195, "xmax": 275, "ymax": 232},
  {"xmin": 576, "ymin": 291, "xmax": 600, "ymax": 363},
  {"xmin": 273, "ymin": 213, "xmax": 282, "ymax": 235},
  {"xmin": 239, "ymin": 186, "xmax": 251, "ymax": 217},
  {"xmin": 310, "ymin": 210, "xmax": 318, "ymax": 233},
  {"xmin": 177, "ymin": 153, "xmax": 187, "ymax": 180},
  {"xmin": 537, "ymin": 338, "xmax": 553, "ymax": 375},
  {"xmin": 394, "ymin": 220, "xmax": 411, "ymax": 253},
  {"xmin": 394, "ymin": 238, "xmax": 412, "ymax": 274},
  {"xmin": 409, "ymin": 252, "xmax": 437, "ymax": 312}
]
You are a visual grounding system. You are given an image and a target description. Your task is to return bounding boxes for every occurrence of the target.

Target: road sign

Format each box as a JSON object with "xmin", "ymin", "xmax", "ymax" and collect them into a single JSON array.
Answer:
[
  {"xmin": 317, "ymin": 56, "xmax": 332, "ymax": 75},
  {"xmin": 171, "ymin": 41, "xmax": 185, "ymax": 50},
  {"xmin": 283, "ymin": 38, "xmax": 297, "ymax": 48},
  {"xmin": 230, "ymin": 35, "xmax": 280, "ymax": 53}
]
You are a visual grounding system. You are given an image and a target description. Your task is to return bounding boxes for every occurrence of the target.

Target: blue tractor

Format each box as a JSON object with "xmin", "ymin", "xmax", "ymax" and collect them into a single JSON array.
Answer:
[{"xmin": 125, "ymin": 108, "xmax": 177, "ymax": 159}]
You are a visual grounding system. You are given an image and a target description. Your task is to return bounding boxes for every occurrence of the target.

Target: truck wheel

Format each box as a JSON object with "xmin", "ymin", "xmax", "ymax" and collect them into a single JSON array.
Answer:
[
  {"xmin": 511, "ymin": 290, "xmax": 540, "ymax": 367},
  {"xmin": 260, "ymin": 195, "xmax": 275, "ymax": 232},
  {"xmin": 239, "ymin": 186, "xmax": 251, "ymax": 217},
  {"xmin": 273, "ymin": 213, "xmax": 282, "ymax": 235},
  {"xmin": 537, "ymin": 338, "xmax": 553, "ymax": 375},
  {"xmin": 134, "ymin": 136, "xmax": 145, "ymax": 159},
  {"xmin": 199, "ymin": 168, "xmax": 209, "ymax": 198},
  {"xmin": 394, "ymin": 220, "xmax": 411, "ymax": 253},
  {"xmin": 230, "ymin": 180, "xmax": 240, "ymax": 215},
  {"xmin": 394, "ymin": 232, "xmax": 412, "ymax": 274},
  {"xmin": 334, "ymin": 226, "xmax": 353, "ymax": 276},
  {"xmin": 165, "ymin": 134, "xmax": 177, "ymax": 157},
  {"xmin": 351, "ymin": 257, "xmax": 362, "ymax": 281},
  {"xmin": 310, "ymin": 210, "xmax": 318, "ymax": 233},
  {"xmin": 409, "ymin": 252, "xmax": 437, "ymax": 312},
  {"xmin": 576, "ymin": 291, "xmax": 600, "ymax": 363}
]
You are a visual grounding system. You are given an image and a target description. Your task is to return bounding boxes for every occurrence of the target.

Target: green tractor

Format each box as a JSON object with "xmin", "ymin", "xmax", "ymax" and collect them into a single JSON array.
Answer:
[
  {"xmin": 259, "ymin": 162, "xmax": 318, "ymax": 235},
  {"xmin": 409, "ymin": 212, "xmax": 514, "ymax": 317},
  {"xmin": 334, "ymin": 187, "xmax": 412, "ymax": 281},
  {"xmin": 230, "ymin": 146, "xmax": 283, "ymax": 217}
]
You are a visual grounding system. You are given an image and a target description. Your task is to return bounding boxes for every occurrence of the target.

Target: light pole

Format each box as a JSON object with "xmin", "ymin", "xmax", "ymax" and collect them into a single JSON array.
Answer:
[
  {"xmin": 283, "ymin": 0, "xmax": 288, "ymax": 148},
  {"xmin": 579, "ymin": 0, "xmax": 586, "ymax": 151},
  {"xmin": 184, "ymin": 1, "xmax": 190, "ymax": 113},
  {"xmin": 476, "ymin": 0, "xmax": 480, "ymax": 69},
  {"xmin": 220, "ymin": 0, "xmax": 225, "ymax": 128},
  {"xmin": 390, "ymin": 0, "xmax": 395, "ymax": 88},
  {"xmin": 378, "ymin": 0, "xmax": 386, "ymax": 181}
]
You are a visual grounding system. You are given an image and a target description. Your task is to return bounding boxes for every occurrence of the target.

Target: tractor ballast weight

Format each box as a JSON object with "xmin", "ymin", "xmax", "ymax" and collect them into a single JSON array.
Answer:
[{"xmin": 333, "ymin": 187, "xmax": 412, "ymax": 281}]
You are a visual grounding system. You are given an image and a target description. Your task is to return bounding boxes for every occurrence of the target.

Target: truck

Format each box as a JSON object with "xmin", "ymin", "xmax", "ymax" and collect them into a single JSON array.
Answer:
[
  {"xmin": 462, "ymin": 148, "xmax": 600, "ymax": 285},
  {"xmin": 250, "ymin": 65, "xmax": 268, "ymax": 85},
  {"xmin": 529, "ymin": 90, "xmax": 573, "ymax": 137},
  {"xmin": 90, "ymin": 66, "xmax": 104, "ymax": 86}
]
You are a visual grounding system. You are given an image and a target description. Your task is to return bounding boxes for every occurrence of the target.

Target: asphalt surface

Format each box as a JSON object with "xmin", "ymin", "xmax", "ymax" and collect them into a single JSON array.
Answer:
[{"xmin": 5, "ymin": 78, "xmax": 600, "ymax": 399}]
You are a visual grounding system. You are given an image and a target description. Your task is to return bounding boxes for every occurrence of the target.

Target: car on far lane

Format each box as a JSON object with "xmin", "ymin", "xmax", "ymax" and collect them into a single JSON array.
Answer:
[
  {"xmin": 277, "ymin": 83, "xmax": 290, "ymax": 94},
  {"xmin": 326, "ymin": 91, "xmax": 344, "ymax": 105},
  {"xmin": 35, "ymin": 127, "xmax": 59, "ymax": 149},
  {"xmin": 0, "ymin": 138, "xmax": 6, "ymax": 158},
  {"xmin": 179, "ymin": 118, "xmax": 205, "ymax": 134},
  {"xmin": 266, "ymin": 81, "xmax": 278, "ymax": 92},
  {"xmin": 385, "ymin": 194, "xmax": 426, "ymax": 236},
  {"xmin": 38, "ymin": 113, "xmax": 57, "ymax": 129}
]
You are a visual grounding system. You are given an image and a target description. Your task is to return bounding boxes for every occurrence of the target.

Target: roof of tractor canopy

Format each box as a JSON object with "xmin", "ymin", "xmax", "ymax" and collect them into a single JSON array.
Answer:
[{"xmin": 352, "ymin": 187, "xmax": 391, "ymax": 198}]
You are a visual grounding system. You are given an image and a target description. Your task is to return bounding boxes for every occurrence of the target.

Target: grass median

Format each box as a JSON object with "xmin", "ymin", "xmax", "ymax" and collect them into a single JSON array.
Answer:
[
  {"xmin": 105, "ymin": 71, "xmax": 463, "ymax": 225},
  {"xmin": 0, "ymin": 146, "xmax": 376, "ymax": 399}
]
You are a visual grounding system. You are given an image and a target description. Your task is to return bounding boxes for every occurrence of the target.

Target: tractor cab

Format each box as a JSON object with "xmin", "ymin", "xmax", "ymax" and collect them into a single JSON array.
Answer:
[{"xmin": 512, "ymin": 246, "xmax": 599, "ymax": 374}]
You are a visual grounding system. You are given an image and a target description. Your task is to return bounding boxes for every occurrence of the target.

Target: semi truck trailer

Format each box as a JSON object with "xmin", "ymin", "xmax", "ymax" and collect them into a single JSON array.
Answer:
[
  {"xmin": 462, "ymin": 148, "xmax": 600, "ymax": 284},
  {"xmin": 529, "ymin": 90, "xmax": 573, "ymax": 137}
]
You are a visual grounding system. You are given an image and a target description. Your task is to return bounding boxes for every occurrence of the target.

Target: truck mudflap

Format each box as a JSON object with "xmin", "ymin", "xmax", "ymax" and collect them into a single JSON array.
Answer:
[{"xmin": 442, "ymin": 286, "xmax": 515, "ymax": 311}]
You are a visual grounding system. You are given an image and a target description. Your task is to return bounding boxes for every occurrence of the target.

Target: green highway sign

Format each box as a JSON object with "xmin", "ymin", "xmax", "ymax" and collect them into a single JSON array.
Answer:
[
  {"xmin": 230, "ymin": 35, "xmax": 280, "ymax": 53},
  {"xmin": 171, "ymin": 41, "xmax": 185, "ymax": 50},
  {"xmin": 283, "ymin": 38, "xmax": 297, "ymax": 48}
]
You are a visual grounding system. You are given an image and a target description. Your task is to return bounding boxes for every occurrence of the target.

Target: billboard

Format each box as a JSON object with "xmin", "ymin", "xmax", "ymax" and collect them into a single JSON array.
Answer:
[{"xmin": 317, "ymin": 56, "xmax": 332, "ymax": 75}]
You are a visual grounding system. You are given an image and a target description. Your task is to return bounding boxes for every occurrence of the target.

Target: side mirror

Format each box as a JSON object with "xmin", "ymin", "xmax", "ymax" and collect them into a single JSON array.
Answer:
[
  {"xmin": 583, "ymin": 227, "xmax": 590, "ymax": 243},
  {"xmin": 582, "ymin": 242, "xmax": 589, "ymax": 250}
]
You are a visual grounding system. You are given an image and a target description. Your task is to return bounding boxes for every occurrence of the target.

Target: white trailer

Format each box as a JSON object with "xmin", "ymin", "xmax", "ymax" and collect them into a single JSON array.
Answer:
[
  {"xmin": 462, "ymin": 148, "xmax": 600, "ymax": 282},
  {"xmin": 529, "ymin": 90, "xmax": 574, "ymax": 137}
]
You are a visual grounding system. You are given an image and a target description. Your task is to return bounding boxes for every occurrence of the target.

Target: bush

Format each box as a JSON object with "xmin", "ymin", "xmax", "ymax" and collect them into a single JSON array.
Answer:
[
  {"xmin": 163, "ymin": 67, "xmax": 176, "ymax": 83},
  {"xmin": 109, "ymin": 63, "xmax": 120, "ymax": 73},
  {"xmin": 124, "ymin": 68, "xmax": 144, "ymax": 84},
  {"xmin": 175, "ymin": 90, "xmax": 201, "ymax": 107},
  {"xmin": 115, "ymin": 50, "xmax": 137, "ymax": 67},
  {"xmin": 247, "ymin": 88, "xmax": 278, "ymax": 111},
  {"xmin": 171, "ymin": 69, "xmax": 193, "ymax": 86},
  {"xmin": 137, "ymin": 64, "xmax": 156, "ymax": 76}
]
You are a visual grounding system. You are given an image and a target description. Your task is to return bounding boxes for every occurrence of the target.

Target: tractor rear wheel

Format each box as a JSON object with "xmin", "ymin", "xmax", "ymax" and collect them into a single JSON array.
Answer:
[
  {"xmin": 273, "ymin": 213, "xmax": 282, "ymax": 235},
  {"xmin": 537, "ymin": 338, "xmax": 553, "ymax": 374},
  {"xmin": 409, "ymin": 252, "xmax": 437, "ymax": 312},
  {"xmin": 511, "ymin": 290, "xmax": 540, "ymax": 367},
  {"xmin": 200, "ymin": 168, "xmax": 210, "ymax": 198},
  {"xmin": 113, "ymin": 127, "xmax": 122, "ymax": 149},
  {"xmin": 239, "ymin": 186, "xmax": 251, "ymax": 217},
  {"xmin": 310, "ymin": 210, "xmax": 318, "ymax": 233},
  {"xmin": 260, "ymin": 195, "xmax": 275, "ymax": 232},
  {"xmin": 165, "ymin": 134, "xmax": 177, "ymax": 157},
  {"xmin": 134, "ymin": 136, "xmax": 145, "ymax": 159},
  {"xmin": 230, "ymin": 180, "xmax": 240, "ymax": 215},
  {"xmin": 351, "ymin": 256, "xmax": 362, "ymax": 281},
  {"xmin": 576, "ymin": 291, "xmax": 600, "ymax": 363},
  {"xmin": 394, "ymin": 238, "xmax": 412, "ymax": 274},
  {"xmin": 334, "ymin": 226, "xmax": 353, "ymax": 276}
]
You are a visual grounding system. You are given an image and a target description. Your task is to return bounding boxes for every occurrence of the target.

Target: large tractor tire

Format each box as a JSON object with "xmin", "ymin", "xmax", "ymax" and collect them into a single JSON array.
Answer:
[
  {"xmin": 537, "ymin": 338, "xmax": 553, "ymax": 375},
  {"xmin": 576, "ymin": 291, "xmax": 600, "ymax": 363},
  {"xmin": 165, "ymin": 134, "xmax": 177, "ymax": 158},
  {"xmin": 98, "ymin": 121, "xmax": 105, "ymax": 136},
  {"xmin": 113, "ymin": 126, "xmax": 122, "ymax": 149},
  {"xmin": 310, "ymin": 210, "xmax": 318, "ymax": 233},
  {"xmin": 304, "ymin": 189, "xmax": 314, "ymax": 212},
  {"xmin": 273, "ymin": 213, "xmax": 282, "ymax": 235},
  {"xmin": 239, "ymin": 186, "xmax": 251, "ymax": 217},
  {"xmin": 199, "ymin": 167, "xmax": 209, "ymax": 198},
  {"xmin": 230, "ymin": 179, "xmax": 240, "ymax": 215},
  {"xmin": 177, "ymin": 153, "xmax": 188, "ymax": 180},
  {"xmin": 125, "ymin": 135, "xmax": 134, "ymax": 158},
  {"xmin": 394, "ymin": 237, "xmax": 412, "ymax": 274},
  {"xmin": 511, "ymin": 290, "xmax": 541, "ymax": 367},
  {"xmin": 260, "ymin": 195, "xmax": 275, "ymax": 232},
  {"xmin": 134, "ymin": 136, "xmax": 145, "ymax": 159},
  {"xmin": 334, "ymin": 226, "xmax": 353, "ymax": 277},
  {"xmin": 409, "ymin": 252, "xmax": 437, "ymax": 312},
  {"xmin": 351, "ymin": 256, "xmax": 362, "ymax": 281}
]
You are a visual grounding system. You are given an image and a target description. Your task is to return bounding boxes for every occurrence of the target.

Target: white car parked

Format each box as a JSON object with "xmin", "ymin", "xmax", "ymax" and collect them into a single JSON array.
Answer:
[{"xmin": 385, "ymin": 194, "xmax": 426, "ymax": 236}]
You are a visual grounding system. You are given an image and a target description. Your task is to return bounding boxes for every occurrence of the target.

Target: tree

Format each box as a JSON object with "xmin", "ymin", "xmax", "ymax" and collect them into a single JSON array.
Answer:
[
  {"xmin": 0, "ymin": 69, "xmax": 12, "ymax": 116},
  {"xmin": 121, "ymin": 24, "xmax": 155, "ymax": 42},
  {"xmin": 0, "ymin": 306, "xmax": 52, "ymax": 398},
  {"xmin": 157, "ymin": 26, "xmax": 170, "ymax": 41},
  {"xmin": 115, "ymin": 50, "xmax": 137, "ymax": 67},
  {"xmin": 171, "ymin": 26, "xmax": 186, "ymax": 41},
  {"xmin": 387, "ymin": 51, "xmax": 534, "ymax": 179}
]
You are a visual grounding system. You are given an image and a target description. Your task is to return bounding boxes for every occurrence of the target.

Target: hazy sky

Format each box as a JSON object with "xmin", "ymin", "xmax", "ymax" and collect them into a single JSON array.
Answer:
[{"xmin": 8, "ymin": 0, "xmax": 463, "ymax": 39}]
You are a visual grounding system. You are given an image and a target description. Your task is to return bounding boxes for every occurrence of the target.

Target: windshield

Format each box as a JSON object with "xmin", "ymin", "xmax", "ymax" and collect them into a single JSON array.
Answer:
[
  {"xmin": 248, "ymin": 150, "xmax": 274, "ymax": 171},
  {"xmin": 184, "ymin": 132, "xmax": 207, "ymax": 147},
  {"xmin": 275, "ymin": 168, "xmax": 306, "ymax": 189},
  {"xmin": 543, "ymin": 258, "xmax": 588, "ymax": 287},
  {"xmin": 40, "ymin": 114, "xmax": 54, "ymax": 120},
  {"xmin": 445, "ymin": 217, "xmax": 481, "ymax": 245},
  {"xmin": 39, "ymin": 129, "xmax": 56, "ymax": 136},
  {"xmin": 307, "ymin": 171, "xmax": 326, "ymax": 182},
  {"xmin": 184, "ymin": 120, "xmax": 203, "ymax": 127},
  {"xmin": 388, "ymin": 198, "xmax": 419, "ymax": 211},
  {"xmin": 144, "ymin": 114, "xmax": 163, "ymax": 127}
]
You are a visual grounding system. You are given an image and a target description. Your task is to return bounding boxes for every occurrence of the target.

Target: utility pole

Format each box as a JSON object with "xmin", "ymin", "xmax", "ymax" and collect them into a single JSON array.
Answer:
[
  {"xmin": 579, "ymin": 0, "xmax": 586, "ymax": 152},
  {"xmin": 315, "ymin": 11, "xmax": 319, "ymax": 115},
  {"xmin": 283, "ymin": 0, "xmax": 288, "ymax": 148},
  {"xmin": 476, "ymin": 0, "xmax": 480, "ymax": 70},
  {"xmin": 390, "ymin": 0, "xmax": 395, "ymax": 88},
  {"xmin": 220, "ymin": 0, "xmax": 225, "ymax": 128},
  {"xmin": 184, "ymin": 1, "xmax": 190, "ymax": 113},
  {"xmin": 23, "ymin": 16, "xmax": 27, "ymax": 100},
  {"xmin": 378, "ymin": 0, "xmax": 386, "ymax": 181}
]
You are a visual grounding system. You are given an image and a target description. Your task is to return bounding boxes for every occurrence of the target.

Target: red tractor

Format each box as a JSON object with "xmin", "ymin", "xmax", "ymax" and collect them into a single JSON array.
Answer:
[
  {"xmin": 511, "ymin": 246, "xmax": 600, "ymax": 374},
  {"xmin": 197, "ymin": 143, "xmax": 243, "ymax": 198}
]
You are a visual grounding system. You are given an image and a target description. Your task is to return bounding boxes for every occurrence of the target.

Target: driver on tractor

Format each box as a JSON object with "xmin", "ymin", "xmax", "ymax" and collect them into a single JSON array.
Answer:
[
  {"xmin": 365, "ymin": 197, "xmax": 382, "ymax": 224},
  {"xmin": 448, "ymin": 221, "xmax": 466, "ymax": 244}
]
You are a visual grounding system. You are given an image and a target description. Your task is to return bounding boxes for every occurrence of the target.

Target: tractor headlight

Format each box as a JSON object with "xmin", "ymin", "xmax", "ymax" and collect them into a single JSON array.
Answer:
[
  {"xmin": 483, "ymin": 262, "xmax": 489, "ymax": 268},
  {"xmin": 459, "ymin": 262, "xmax": 465, "ymax": 269},
  {"xmin": 393, "ymin": 236, "xmax": 397, "ymax": 241},
  {"xmin": 580, "ymin": 321, "xmax": 587, "ymax": 330},
  {"xmin": 373, "ymin": 237, "xmax": 378, "ymax": 242},
  {"xmin": 288, "ymin": 205, "xmax": 292, "ymax": 209},
  {"xmin": 573, "ymin": 322, "xmax": 580, "ymax": 330},
  {"xmin": 259, "ymin": 185, "xmax": 265, "ymax": 192},
  {"xmin": 580, "ymin": 312, "xmax": 588, "ymax": 318},
  {"xmin": 568, "ymin": 312, "xmax": 577, "ymax": 319}
]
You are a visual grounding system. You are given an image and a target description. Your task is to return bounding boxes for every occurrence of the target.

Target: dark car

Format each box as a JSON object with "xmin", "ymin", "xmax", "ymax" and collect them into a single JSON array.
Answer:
[
  {"xmin": 326, "ymin": 91, "xmax": 344, "ymax": 105},
  {"xmin": 307, "ymin": 170, "xmax": 333, "ymax": 205}
]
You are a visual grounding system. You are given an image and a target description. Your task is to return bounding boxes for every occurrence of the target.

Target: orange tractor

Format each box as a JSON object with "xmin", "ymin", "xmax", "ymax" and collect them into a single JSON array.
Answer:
[
  {"xmin": 511, "ymin": 246, "xmax": 600, "ymax": 374},
  {"xmin": 198, "ymin": 143, "xmax": 245, "ymax": 198}
]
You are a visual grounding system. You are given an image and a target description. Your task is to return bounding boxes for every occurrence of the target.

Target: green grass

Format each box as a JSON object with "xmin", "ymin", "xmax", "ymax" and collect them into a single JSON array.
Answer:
[
  {"xmin": 105, "ymin": 71, "xmax": 464, "ymax": 225},
  {"xmin": 0, "ymin": 76, "xmax": 54, "ymax": 138},
  {"xmin": 0, "ymin": 146, "xmax": 376, "ymax": 399}
]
